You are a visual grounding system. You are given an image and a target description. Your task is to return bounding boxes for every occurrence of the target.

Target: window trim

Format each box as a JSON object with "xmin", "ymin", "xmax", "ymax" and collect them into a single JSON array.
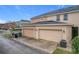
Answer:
[
  {"xmin": 64, "ymin": 14, "xmax": 68, "ymax": 21},
  {"xmin": 56, "ymin": 15, "xmax": 60, "ymax": 21}
]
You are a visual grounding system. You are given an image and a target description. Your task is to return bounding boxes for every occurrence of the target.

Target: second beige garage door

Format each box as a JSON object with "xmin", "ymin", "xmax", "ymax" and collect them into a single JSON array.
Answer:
[{"xmin": 39, "ymin": 30, "xmax": 63, "ymax": 42}]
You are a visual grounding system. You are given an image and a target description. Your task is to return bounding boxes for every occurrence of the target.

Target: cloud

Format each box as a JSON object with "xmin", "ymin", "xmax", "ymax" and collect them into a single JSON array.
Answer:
[
  {"xmin": 57, "ymin": 5, "xmax": 65, "ymax": 9},
  {"xmin": 14, "ymin": 5, "xmax": 22, "ymax": 15},
  {"xmin": 15, "ymin": 5, "xmax": 21, "ymax": 10},
  {"xmin": 0, "ymin": 19, "xmax": 6, "ymax": 24}
]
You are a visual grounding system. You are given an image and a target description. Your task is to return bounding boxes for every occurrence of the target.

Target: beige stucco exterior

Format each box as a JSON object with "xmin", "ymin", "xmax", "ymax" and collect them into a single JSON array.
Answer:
[
  {"xmin": 22, "ymin": 25, "xmax": 72, "ymax": 47},
  {"xmin": 31, "ymin": 16, "xmax": 56, "ymax": 23},
  {"xmin": 31, "ymin": 11, "xmax": 79, "ymax": 35},
  {"xmin": 22, "ymin": 9, "xmax": 79, "ymax": 49},
  {"xmin": 68, "ymin": 12, "xmax": 79, "ymax": 27},
  {"xmin": 31, "ymin": 12, "xmax": 79, "ymax": 27}
]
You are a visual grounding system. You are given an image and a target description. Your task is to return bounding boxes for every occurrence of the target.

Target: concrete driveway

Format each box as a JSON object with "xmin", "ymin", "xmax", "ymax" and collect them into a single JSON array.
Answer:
[{"xmin": 0, "ymin": 36, "xmax": 47, "ymax": 54}]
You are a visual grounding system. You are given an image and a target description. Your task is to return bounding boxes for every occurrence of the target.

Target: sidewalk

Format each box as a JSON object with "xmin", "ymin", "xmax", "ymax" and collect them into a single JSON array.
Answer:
[{"xmin": 13, "ymin": 37, "xmax": 58, "ymax": 53}]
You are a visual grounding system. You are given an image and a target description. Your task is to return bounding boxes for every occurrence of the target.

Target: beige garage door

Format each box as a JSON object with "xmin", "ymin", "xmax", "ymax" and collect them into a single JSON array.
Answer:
[
  {"xmin": 39, "ymin": 30, "xmax": 63, "ymax": 42},
  {"xmin": 23, "ymin": 29, "xmax": 34, "ymax": 37}
]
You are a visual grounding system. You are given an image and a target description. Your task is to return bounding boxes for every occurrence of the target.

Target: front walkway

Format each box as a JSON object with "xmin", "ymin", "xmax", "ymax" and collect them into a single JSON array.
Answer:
[{"xmin": 13, "ymin": 37, "xmax": 58, "ymax": 53}]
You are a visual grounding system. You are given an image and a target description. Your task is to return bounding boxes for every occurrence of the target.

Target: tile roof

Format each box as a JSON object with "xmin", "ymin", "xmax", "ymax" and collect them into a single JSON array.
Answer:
[
  {"xmin": 31, "ymin": 5, "xmax": 79, "ymax": 19},
  {"xmin": 22, "ymin": 20, "xmax": 71, "ymax": 27},
  {"xmin": 33, "ymin": 20, "xmax": 66, "ymax": 24}
]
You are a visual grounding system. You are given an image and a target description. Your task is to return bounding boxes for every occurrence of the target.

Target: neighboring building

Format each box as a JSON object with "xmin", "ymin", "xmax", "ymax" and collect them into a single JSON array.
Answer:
[
  {"xmin": 15, "ymin": 20, "xmax": 30, "ymax": 29},
  {"xmin": 22, "ymin": 6, "xmax": 79, "ymax": 49},
  {"xmin": 2, "ymin": 22, "xmax": 16, "ymax": 30},
  {"xmin": 0, "ymin": 20, "xmax": 30, "ymax": 30},
  {"xmin": 0, "ymin": 22, "xmax": 16, "ymax": 30},
  {"xmin": 0, "ymin": 24, "xmax": 4, "ymax": 29}
]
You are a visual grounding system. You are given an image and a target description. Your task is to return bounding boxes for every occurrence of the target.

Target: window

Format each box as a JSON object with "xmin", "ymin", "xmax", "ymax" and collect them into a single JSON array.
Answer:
[
  {"xmin": 57, "ymin": 15, "xmax": 60, "ymax": 21},
  {"xmin": 64, "ymin": 14, "xmax": 68, "ymax": 21}
]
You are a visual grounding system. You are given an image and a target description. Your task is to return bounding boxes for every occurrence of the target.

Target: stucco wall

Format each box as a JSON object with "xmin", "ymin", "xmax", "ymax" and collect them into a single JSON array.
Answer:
[
  {"xmin": 67, "ymin": 12, "xmax": 79, "ymax": 35},
  {"xmin": 68, "ymin": 12, "xmax": 79, "ymax": 27},
  {"xmin": 31, "ymin": 12, "xmax": 79, "ymax": 27},
  {"xmin": 22, "ymin": 25, "xmax": 72, "ymax": 47},
  {"xmin": 37, "ymin": 26, "xmax": 72, "ymax": 43},
  {"xmin": 58, "ymin": 12, "xmax": 79, "ymax": 27},
  {"xmin": 31, "ymin": 12, "xmax": 79, "ymax": 35},
  {"xmin": 31, "ymin": 16, "xmax": 56, "ymax": 23}
]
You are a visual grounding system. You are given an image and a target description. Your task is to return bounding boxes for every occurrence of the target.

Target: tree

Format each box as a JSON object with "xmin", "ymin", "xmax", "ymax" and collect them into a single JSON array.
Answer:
[{"xmin": 72, "ymin": 36, "xmax": 79, "ymax": 53}]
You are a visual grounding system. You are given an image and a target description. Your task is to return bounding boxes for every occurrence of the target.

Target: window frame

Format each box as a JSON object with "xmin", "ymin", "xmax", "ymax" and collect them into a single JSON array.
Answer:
[
  {"xmin": 64, "ymin": 14, "xmax": 68, "ymax": 21},
  {"xmin": 56, "ymin": 15, "xmax": 60, "ymax": 21}
]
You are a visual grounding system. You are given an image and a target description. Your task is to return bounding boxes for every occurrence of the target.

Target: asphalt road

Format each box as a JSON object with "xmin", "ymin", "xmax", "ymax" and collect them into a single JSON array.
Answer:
[{"xmin": 0, "ymin": 36, "xmax": 47, "ymax": 54}]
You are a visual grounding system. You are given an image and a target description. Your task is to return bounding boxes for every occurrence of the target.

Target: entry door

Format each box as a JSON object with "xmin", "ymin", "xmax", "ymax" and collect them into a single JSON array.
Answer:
[{"xmin": 72, "ymin": 27, "xmax": 78, "ymax": 39}]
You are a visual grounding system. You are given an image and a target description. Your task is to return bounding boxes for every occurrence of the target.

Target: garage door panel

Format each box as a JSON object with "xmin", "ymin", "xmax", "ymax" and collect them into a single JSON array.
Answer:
[
  {"xmin": 39, "ymin": 30, "xmax": 62, "ymax": 42},
  {"xmin": 23, "ymin": 29, "xmax": 34, "ymax": 37}
]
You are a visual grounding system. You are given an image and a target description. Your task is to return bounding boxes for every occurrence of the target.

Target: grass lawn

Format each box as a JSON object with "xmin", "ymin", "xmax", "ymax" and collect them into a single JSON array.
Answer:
[{"xmin": 53, "ymin": 48, "xmax": 72, "ymax": 54}]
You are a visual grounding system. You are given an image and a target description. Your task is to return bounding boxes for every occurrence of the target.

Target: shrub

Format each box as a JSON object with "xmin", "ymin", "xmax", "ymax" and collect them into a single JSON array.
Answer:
[
  {"xmin": 11, "ymin": 28, "xmax": 17, "ymax": 31},
  {"xmin": 72, "ymin": 36, "xmax": 79, "ymax": 54},
  {"xmin": 3, "ymin": 33, "xmax": 12, "ymax": 39}
]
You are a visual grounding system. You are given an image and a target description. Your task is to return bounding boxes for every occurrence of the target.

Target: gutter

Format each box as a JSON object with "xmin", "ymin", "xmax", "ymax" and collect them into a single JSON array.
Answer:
[{"xmin": 22, "ymin": 23, "xmax": 73, "ymax": 27}]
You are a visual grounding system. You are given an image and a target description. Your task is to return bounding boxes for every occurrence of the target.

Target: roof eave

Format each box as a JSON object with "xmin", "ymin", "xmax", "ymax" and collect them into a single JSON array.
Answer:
[{"xmin": 22, "ymin": 23, "xmax": 73, "ymax": 27}]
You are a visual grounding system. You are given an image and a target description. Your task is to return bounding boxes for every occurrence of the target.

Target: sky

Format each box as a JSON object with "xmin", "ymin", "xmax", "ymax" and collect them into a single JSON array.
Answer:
[{"xmin": 0, "ymin": 5, "xmax": 72, "ymax": 23}]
